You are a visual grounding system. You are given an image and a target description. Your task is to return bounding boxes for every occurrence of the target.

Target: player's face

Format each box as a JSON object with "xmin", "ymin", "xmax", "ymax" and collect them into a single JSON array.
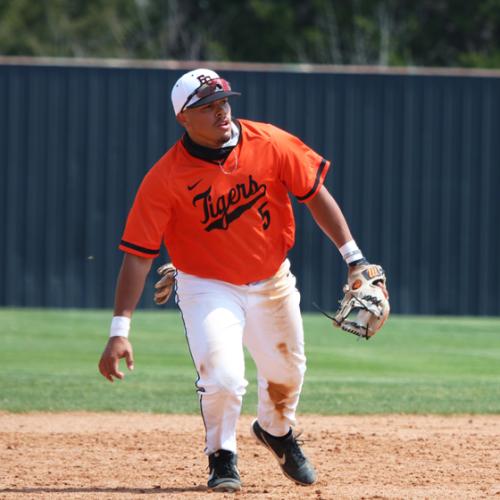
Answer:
[{"xmin": 178, "ymin": 98, "xmax": 232, "ymax": 149}]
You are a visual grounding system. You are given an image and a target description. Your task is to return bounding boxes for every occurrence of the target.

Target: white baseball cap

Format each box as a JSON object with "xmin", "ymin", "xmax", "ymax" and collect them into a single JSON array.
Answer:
[{"xmin": 171, "ymin": 68, "xmax": 241, "ymax": 115}]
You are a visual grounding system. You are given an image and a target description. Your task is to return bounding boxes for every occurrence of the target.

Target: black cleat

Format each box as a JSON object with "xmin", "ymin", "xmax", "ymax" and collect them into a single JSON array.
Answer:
[
  {"xmin": 207, "ymin": 449, "xmax": 241, "ymax": 492},
  {"xmin": 251, "ymin": 419, "xmax": 316, "ymax": 485}
]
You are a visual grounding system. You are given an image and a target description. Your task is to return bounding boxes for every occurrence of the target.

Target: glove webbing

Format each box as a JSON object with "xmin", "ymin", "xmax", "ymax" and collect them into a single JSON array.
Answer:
[{"xmin": 312, "ymin": 301, "xmax": 370, "ymax": 340}]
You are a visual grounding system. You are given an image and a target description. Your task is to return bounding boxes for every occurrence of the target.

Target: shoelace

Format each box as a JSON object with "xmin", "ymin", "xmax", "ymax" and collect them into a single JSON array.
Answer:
[
  {"xmin": 285, "ymin": 431, "xmax": 307, "ymax": 465},
  {"xmin": 215, "ymin": 461, "xmax": 236, "ymax": 477},
  {"xmin": 209, "ymin": 454, "xmax": 237, "ymax": 478}
]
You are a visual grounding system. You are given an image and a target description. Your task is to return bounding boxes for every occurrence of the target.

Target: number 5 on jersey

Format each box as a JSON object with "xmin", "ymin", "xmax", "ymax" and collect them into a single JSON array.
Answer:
[{"xmin": 258, "ymin": 202, "xmax": 271, "ymax": 230}]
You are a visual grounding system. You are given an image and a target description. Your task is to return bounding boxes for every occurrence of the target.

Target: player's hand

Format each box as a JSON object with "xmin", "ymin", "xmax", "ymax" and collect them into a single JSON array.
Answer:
[{"xmin": 98, "ymin": 337, "xmax": 134, "ymax": 382}]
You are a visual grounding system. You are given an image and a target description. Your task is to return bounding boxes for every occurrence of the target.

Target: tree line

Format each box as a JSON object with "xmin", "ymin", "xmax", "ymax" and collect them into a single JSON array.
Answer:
[{"xmin": 1, "ymin": 0, "xmax": 499, "ymax": 68}]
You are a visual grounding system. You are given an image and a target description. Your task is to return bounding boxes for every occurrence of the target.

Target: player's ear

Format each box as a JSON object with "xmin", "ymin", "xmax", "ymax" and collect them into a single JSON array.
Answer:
[{"xmin": 176, "ymin": 111, "xmax": 188, "ymax": 127}]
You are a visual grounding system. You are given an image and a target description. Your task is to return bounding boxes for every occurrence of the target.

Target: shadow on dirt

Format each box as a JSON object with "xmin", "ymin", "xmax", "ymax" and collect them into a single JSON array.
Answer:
[{"xmin": 0, "ymin": 486, "xmax": 207, "ymax": 494}]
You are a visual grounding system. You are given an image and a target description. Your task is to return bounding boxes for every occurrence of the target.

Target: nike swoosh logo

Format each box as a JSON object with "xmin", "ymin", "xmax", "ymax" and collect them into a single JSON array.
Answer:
[
  {"xmin": 261, "ymin": 433, "xmax": 286, "ymax": 465},
  {"xmin": 187, "ymin": 179, "xmax": 203, "ymax": 191}
]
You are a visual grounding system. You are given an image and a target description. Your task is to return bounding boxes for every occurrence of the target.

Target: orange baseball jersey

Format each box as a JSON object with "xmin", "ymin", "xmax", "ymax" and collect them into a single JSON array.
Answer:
[{"xmin": 119, "ymin": 119, "xmax": 330, "ymax": 284}]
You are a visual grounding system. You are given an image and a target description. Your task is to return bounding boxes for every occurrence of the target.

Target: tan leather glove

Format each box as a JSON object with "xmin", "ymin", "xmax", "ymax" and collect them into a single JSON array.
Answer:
[
  {"xmin": 153, "ymin": 262, "xmax": 177, "ymax": 305},
  {"xmin": 333, "ymin": 263, "xmax": 390, "ymax": 339}
]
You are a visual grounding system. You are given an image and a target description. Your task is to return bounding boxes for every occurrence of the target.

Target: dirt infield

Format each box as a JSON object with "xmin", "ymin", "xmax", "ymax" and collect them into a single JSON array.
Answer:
[{"xmin": 1, "ymin": 413, "xmax": 499, "ymax": 499}]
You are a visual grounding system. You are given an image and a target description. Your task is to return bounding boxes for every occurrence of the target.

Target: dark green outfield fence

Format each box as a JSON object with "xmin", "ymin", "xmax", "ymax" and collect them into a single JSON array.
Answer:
[{"xmin": 0, "ymin": 58, "xmax": 499, "ymax": 315}]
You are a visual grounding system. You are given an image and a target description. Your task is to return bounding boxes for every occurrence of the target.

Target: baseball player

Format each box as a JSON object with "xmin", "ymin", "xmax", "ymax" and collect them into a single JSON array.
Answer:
[{"xmin": 98, "ymin": 68, "xmax": 388, "ymax": 492}]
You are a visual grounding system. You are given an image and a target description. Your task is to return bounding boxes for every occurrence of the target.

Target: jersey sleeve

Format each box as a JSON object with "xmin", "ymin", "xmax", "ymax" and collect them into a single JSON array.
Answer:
[
  {"xmin": 273, "ymin": 126, "xmax": 331, "ymax": 203},
  {"xmin": 118, "ymin": 166, "xmax": 171, "ymax": 259}
]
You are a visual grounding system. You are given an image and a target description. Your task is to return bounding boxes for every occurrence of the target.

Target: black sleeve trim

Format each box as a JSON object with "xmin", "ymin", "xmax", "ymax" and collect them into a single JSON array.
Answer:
[
  {"xmin": 120, "ymin": 240, "xmax": 160, "ymax": 255},
  {"xmin": 295, "ymin": 158, "xmax": 328, "ymax": 202}
]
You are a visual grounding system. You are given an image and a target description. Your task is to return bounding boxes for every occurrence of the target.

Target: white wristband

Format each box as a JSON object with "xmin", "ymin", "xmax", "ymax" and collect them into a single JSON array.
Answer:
[
  {"xmin": 109, "ymin": 316, "xmax": 131, "ymax": 338},
  {"xmin": 339, "ymin": 240, "xmax": 364, "ymax": 264}
]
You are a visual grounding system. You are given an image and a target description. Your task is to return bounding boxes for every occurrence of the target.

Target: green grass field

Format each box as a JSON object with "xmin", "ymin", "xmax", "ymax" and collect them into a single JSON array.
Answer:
[{"xmin": 1, "ymin": 308, "xmax": 499, "ymax": 414}]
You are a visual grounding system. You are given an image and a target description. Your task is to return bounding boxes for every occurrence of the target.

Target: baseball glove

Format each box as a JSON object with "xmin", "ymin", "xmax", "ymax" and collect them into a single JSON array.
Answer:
[
  {"xmin": 153, "ymin": 262, "xmax": 177, "ymax": 305},
  {"xmin": 317, "ymin": 263, "xmax": 389, "ymax": 339}
]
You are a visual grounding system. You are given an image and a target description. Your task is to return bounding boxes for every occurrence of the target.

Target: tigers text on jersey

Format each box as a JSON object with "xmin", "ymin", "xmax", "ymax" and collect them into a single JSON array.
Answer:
[{"xmin": 119, "ymin": 119, "xmax": 330, "ymax": 284}]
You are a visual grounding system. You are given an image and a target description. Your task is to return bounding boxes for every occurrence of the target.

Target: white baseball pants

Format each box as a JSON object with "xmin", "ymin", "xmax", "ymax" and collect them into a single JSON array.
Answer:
[{"xmin": 175, "ymin": 259, "xmax": 306, "ymax": 455}]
